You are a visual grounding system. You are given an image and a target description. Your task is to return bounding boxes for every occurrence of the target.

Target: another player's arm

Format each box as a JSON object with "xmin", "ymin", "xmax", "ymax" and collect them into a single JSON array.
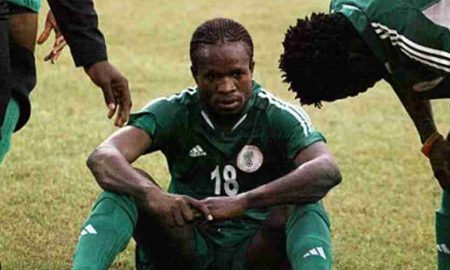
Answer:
[
  {"xmin": 46, "ymin": 0, "xmax": 131, "ymax": 127},
  {"xmin": 203, "ymin": 142, "xmax": 341, "ymax": 219},
  {"xmin": 87, "ymin": 126, "xmax": 211, "ymax": 225},
  {"xmin": 392, "ymin": 85, "xmax": 450, "ymax": 189},
  {"xmin": 391, "ymin": 85, "xmax": 437, "ymax": 143}
]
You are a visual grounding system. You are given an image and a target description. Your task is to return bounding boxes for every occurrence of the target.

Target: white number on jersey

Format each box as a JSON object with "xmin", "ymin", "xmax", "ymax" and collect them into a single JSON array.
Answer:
[{"xmin": 210, "ymin": 165, "xmax": 239, "ymax": 196}]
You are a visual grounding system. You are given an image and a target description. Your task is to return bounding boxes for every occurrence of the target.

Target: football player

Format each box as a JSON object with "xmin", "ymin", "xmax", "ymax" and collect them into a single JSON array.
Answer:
[
  {"xmin": 279, "ymin": 0, "xmax": 450, "ymax": 269},
  {"xmin": 72, "ymin": 18, "xmax": 341, "ymax": 270}
]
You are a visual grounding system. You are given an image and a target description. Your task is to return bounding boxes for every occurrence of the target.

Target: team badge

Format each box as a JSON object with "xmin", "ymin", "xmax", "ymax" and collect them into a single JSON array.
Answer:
[
  {"xmin": 412, "ymin": 77, "xmax": 444, "ymax": 92},
  {"xmin": 237, "ymin": 145, "xmax": 263, "ymax": 173}
]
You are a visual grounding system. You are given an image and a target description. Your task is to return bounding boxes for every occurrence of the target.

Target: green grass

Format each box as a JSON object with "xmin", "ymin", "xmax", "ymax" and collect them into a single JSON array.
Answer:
[{"xmin": 0, "ymin": 0, "xmax": 448, "ymax": 269}]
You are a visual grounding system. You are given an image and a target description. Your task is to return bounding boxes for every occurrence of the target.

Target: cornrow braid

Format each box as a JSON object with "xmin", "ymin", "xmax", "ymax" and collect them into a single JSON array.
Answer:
[
  {"xmin": 190, "ymin": 18, "xmax": 253, "ymax": 69},
  {"xmin": 279, "ymin": 13, "xmax": 384, "ymax": 107}
]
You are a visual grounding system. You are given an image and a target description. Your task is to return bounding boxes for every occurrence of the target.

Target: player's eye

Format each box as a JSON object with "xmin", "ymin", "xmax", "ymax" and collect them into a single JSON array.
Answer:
[
  {"xmin": 205, "ymin": 74, "xmax": 215, "ymax": 81},
  {"xmin": 231, "ymin": 70, "xmax": 242, "ymax": 79}
]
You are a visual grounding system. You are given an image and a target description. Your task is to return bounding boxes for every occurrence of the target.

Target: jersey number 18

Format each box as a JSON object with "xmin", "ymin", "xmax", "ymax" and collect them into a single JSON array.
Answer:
[{"xmin": 211, "ymin": 165, "xmax": 239, "ymax": 196}]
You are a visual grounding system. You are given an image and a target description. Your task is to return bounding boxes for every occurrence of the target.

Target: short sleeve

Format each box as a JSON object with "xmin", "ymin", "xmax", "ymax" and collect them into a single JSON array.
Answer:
[
  {"xmin": 268, "ymin": 101, "xmax": 326, "ymax": 160},
  {"xmin": 127, "ymin": 98, "xmax": 186, "ymax": 153}
]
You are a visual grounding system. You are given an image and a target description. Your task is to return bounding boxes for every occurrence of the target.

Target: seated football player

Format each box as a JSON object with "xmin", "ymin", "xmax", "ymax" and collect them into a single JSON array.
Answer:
[
  {"xmin": 72, "ymin": 17, "xmax": 342, "ymax": 270},
  {"xmin": 279, "ymin": 1, "xmax": 450, "ymax": 269}
]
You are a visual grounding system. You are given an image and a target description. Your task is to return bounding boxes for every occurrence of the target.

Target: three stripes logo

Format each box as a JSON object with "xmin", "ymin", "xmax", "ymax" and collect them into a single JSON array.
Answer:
[
  {"xmin": 303, "ymin": 247, "xmax": 327, "ymax": 259},
  {"xmin": 189, "ymin": 145, "xmax": 207, "ymax": 157},
  {"xmin": 370, "ymin": 22, "xmax": 450, "ymax": 74},
  {"xmin": 79, "ymin": 224, "xmax": 97, "ymax": 238},
  {"xmin": 437, "ymin": 244, "xmax": 450, "ymax": 255}
]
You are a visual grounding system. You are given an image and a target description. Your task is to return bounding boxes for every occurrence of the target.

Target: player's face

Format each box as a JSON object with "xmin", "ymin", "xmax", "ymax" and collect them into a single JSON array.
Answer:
[{"xmin": 193, "ymin": 42, "xmax": 254, "ymax": 116}]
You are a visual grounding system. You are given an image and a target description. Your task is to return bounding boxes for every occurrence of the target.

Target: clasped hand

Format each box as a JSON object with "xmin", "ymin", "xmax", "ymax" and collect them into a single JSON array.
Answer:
[{"xmin": 140, "ymin": 191, "xmax": 248, "ymax": 226}]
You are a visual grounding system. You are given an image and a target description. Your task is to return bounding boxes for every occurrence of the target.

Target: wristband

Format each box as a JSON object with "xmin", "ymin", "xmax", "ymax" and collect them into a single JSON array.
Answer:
[{"xmin": 421, "ymin": 132, "xmax": 444, "ymax": 157}]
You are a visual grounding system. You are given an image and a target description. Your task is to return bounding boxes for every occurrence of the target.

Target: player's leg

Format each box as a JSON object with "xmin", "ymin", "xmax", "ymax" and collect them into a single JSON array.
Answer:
[
  {"xmin": 436, "ymin": 129, "xmax": 450, "ymax": 269},
  {"xmin": 0, "ymin": 0, "xmax": 11, "ymax": 162},
  {"xmin": 0, "ymin": 97, "xmax": 19, "ymax": 162},
  {"xmin": 0, "ymin": 3, "xmax": 37, "ymax": 163},
  {"xmin": 72, "ymin": 168, "xmax": 150, "ymax": 269},
  {"xmin": 285, "ymin": 202, "xmax": 332, "ymax": 270},
  {"xmin": 72, "ymin": 191, "xmax": 139, "ymax": 270},
  {"xmin": 245, "ymin": 206, "xmax": 291, "ymax": 270},
  {"xmin": 73, "ymin": 168, "xmax": 203, "ymax": 270},
  {"xmin": 134, "ymin": 210, "xmax": 204, "ymax": 269}
]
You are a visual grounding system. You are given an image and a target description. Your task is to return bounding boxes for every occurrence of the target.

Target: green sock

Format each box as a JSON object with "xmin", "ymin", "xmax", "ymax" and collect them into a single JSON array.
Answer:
[
  {"xmin": 0, "ymin": 97, "xmax": 20, "ymax": 164},
  {"xmin": 437, "ymin": 190, "xmax": 450, "ymax": 270},
  {"xmin": 286, "ymin": 203, "xmax": 332, "ymax": 270},
  {"xmin": 72, "ymin": 192, "xmax": 138, "ymax": 270}
]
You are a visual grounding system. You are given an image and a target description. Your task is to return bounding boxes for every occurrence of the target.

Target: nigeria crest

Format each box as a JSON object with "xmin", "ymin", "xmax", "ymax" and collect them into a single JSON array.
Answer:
[{"xmin": 237, "ymin": 145, "xmax": 263, "ymax": 173}]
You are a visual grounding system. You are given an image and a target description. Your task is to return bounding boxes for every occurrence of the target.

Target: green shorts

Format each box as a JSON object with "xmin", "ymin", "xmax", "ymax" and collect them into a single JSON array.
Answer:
[
  {"xmin": 7, "ymin": 0, "xmax": 40, "ymax": 12},
  {"xmin": 0, "ymin": 97, "xmax": 20, "ymax": 163},
  {"xmin": 136, "ymin": 202, "xmax": 330, "ymax": 270}
]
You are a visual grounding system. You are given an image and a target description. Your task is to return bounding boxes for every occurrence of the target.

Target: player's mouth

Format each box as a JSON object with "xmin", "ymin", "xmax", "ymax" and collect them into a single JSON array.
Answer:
[{"xmin": 216, "ymin": 98, "xmax": 241, "ymax": 111}]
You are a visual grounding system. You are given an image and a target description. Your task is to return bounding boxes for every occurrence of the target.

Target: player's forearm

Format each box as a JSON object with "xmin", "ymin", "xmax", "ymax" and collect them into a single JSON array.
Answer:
[
  {"xmin": 394, "ymin": 90, "xmax": 437, "ymax": 143},
  {"xmin": 87, "ymin": 146, "xmax": 159, "ymax": 200},
  {"xmin": 241, "ymin": 155, "xmax": 341, "ymax": 209}
]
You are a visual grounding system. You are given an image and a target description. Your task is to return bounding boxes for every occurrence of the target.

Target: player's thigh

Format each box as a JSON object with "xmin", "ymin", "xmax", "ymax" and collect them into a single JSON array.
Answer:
[
  {"xmin": 134, "ymin": 204, "xmax": 199, "ymax": 269},
  {"xmin": 8, "ymin": 4, "xmax": 37, "ymax": 52},
  {"xmin": 245, "ymin": 206, "xmax": 291, "ymax": 270}
]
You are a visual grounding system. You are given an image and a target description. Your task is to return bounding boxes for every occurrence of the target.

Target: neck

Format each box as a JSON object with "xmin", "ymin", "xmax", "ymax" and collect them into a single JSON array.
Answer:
[{"xmin": 207, "ymin": 109, "xmax": 245, "ymax": 132}]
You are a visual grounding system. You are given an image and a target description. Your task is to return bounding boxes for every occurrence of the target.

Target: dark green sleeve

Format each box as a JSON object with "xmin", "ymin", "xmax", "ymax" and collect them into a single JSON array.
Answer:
[
  {"xmin": 269, "ymin": 104, "xmax": 326, "ymax": 160},
  {"xmin": 127, "ymin": 99, "xmax": 185, "ymax": 153}
]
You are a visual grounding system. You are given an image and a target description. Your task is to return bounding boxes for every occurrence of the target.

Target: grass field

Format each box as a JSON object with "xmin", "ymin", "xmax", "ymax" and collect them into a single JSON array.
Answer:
[{"xmin": 1, "ymin": 0, "xmax": 449, "ymax": 269}]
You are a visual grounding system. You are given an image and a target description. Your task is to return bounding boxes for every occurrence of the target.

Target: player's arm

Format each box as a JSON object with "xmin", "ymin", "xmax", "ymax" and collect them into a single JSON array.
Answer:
[
  {"xmin": 392, "ymin": 85, "xmax": 450, "ymax": 189},
  {"xmin": 245, "ymin": 141, "xmax": 341, "ymax": 206},
  {"xmin": 87, "ymin": 126, "xmax": 211, "ymax": 225},
  {"xmin": 202, "ymin": 141, "xmax": 341, "ymax": 220},
  {"xmin": 44, "ymin": 0, "xmax": 131, "ymax": 127}
]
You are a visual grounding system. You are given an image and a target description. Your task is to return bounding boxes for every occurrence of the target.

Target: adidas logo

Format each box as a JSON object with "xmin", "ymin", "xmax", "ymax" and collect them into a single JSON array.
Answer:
[
  {"xmin": 303, "ymin": 247, "xmax": 326, "ymax": 259},
  {"xmin": 79, "ymin": 224, "xmax": 97, "ymax": 238},
  {"xmin": 437, "ymin": 244, "xmax": 450, "ymax": 254},
  {"xmin": 189, "ymin": 145, "xmax": 207, "ymax": 157}
]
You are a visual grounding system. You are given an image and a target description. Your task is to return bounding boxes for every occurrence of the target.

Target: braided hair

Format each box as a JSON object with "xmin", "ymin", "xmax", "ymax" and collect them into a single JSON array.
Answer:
[
  {"xmin": 190, "ymin": 18, "xmax": 253, "ymax": 71},
  {"xmin": 279, "ymin": 13, "xmax": 384, "ymax": 107}
]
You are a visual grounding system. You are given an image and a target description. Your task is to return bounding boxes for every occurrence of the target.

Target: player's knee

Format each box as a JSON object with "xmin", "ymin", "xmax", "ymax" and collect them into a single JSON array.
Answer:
[
  {"xmin": 91, "ymin": 191, "xmax": 138, "ymax": 227},
  {"xmin": 286, "ymin": 205, "xmax": 332, "ymax": 270},
  {"xmin": 288, "ymin": 237, "xmax": 332, "ymax": 270}
]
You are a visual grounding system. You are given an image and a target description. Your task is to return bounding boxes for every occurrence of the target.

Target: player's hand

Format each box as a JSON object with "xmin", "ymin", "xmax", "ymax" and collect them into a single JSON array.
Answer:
[
  {"xmin": 428, "ymin": 136, "xmax": 450, "ymax": 190},
  {"xmin": 84, "ymin": 61, "xmax": 131, "ymax": 127},
  {"xmin": 141, "ymin": 190, "xmax": 212, "ymax": 227},
  {"xmin": 36, "ymin": 10, "xmax": 66, "ymax": 64},
  {"xmin": 201, "ymin": 195, "xmax": 248, "ymax": 220}
]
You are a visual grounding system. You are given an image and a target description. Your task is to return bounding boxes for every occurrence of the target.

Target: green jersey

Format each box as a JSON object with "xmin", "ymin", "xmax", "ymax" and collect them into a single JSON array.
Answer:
[
  {"xmin": 128, "ymin": 81, "xmax": 324, "ymax": 223},
  {"xmin": 331, "ymin": 0, "xmax": 450, "ymax": 93},
  {"xmin": 7, "ymin": 0, "xmax": 40, "ymax": 12}
]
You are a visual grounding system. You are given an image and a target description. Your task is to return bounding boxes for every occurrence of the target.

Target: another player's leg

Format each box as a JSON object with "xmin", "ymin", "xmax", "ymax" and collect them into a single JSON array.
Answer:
[
  {"xmin": 0, "ymin": 4, "xmax": 37, "ymax": 163},
  {"xmin": 436, "ymin": 130, "xmax": 450, "ymax": 269},
  {"xmin": 0, "ymin": 97, "xmax": 19, "ymax": 162},
  {"xmin": 72, "ymin": 191, "xmax": 138, "ymax": 270},
  {"xmin": 436, "ymin": 190, "xmax": 450, "ymax": 270},
  {"xmin": 0, "ymin": 0, "xmax": 11, "ymax": 163},
  {"xmin": 285, "ymin": 202, "xmax": 332, "ymax": 270}
]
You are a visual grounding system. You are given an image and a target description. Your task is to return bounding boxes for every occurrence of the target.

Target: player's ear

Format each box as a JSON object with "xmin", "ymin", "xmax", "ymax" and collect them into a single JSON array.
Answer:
[
  {"xmin": 190, "ymin": 65, "xmax": 199, "ymax": 83},
  {"xmin": 250, "ymin": 61, "xmax": 255, "ymax": 73}
]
